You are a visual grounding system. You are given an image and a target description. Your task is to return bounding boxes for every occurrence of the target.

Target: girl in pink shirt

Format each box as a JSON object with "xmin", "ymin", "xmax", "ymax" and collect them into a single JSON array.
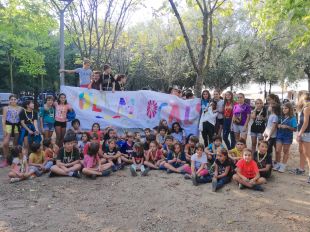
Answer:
[
  {"xmin": 82, "ymin": 142, "xmax": 112, "ymax": 179},
  {"xmin": 54, "ymin": 93, "xmax": 72, "ymax": 147}
]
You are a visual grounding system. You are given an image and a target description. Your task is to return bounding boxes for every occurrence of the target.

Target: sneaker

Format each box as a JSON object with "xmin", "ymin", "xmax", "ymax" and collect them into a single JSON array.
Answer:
[
  {"xmin": 252, "ymin": 184, "xmax": 264, "ymax": 191},
  {"xmin": 278, "ymin": 163, "xmax": 286, "ymax": 173},
  {"xmin": 166, "ymin": 169, "xmax": 173, "ymax": 174},
  {"xmin": 307, "ymin": 176, "xmax": 310, "ymax": 184},
  {"xmin": 273, "ymin": 163, "xmax": 280, "ymax": 171},
  {"xmin": 91, "ymin": 174, "xmax": 97, "ymax": 180},
  {"xmin": 239, "ymin": 183, "xmax": 245, "ymax": 189},
  {"xmin": 0, "ymin": 160, "xmax": 8, "ymax": 168},
  {"xmin": 289, "ymin": 168, "xmax": 305, "ymax": 175},
  {"xmin": 72, "ymin": 171, "xmax": 81, "ymax": 178},
  {"xmin": 130, "ymin": 166, "xmax": 137, "ymax": 176},
  {"xmin": 10, "ymin": 178, "xmax": 20, "ymax": 183},
  {"xmin": 184, "ymin": 174, "xmax": 191, "ymax": 180},
  {"xmin": 48, "ymin": 172, "xmax": 57, "ymax": 178},
  {"xmin": 192, "ymin": 173, "xmax": 198, "ymax": 186},
  {"xmin": 141, "ymin": 168, "xmax": 150, "ymax": 176},
  {"xmin": 212, "ymin": 178, "xmax": 217, "ymax": 192},
  {"xmin": 102, "ymin": 169, "xmax": 111, "ymax": 177}
]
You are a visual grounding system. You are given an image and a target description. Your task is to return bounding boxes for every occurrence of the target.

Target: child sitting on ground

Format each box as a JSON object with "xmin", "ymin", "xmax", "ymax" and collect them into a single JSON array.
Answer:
[
  {"xmin": 205, "ymin": 135, "xmax": 225, "ymax": 166},
  {"xmin": 43, "ymin": 138, "xmax": 56, "ymax": 171},
  {"xmin": 120, "ymin": 132, "xmax": 135, "ymax": 164},
  {"xmin": 162, "ymin": 135, "xmax": 174, "ymax": 157},
  {"xmin": 184, "ymin": 135, "xmax": 199, "ymax": 162},
  {"xmin": 49, "ymin": 136, "xmax": 82, "ymax": 178},
  {"xmin": 8, "ymin": 146, "xmax": 31, "ymax": 183},
  {"xmin": 156, "ymin": 126, "xmax": 168, "ymax": 146},
  {"xmin": 78, "ymin": 132, "xmax": 90, "ymax": 158},
  {"xmin": 71, "ymin": 119, "xmax": 83, "ymax": 141},
  {"xmin": 130, "ymin": 142, "xmax": 148, "ymax": 176},
  {"xmin": 82, "ymin": 142, "xmax": 112, "ymax": 179},
  {"xmin": 103, "ymin": 139, "xmax": 123, "ymax": 171},
  {"xmin": 232, "ymin": 148, "xmax": 265, "ymax": 191},
  {"xmin": 144, "ymin": 141, "xmax": 164, "ymax": 170},
  {"xmin": 253, "ymin": 140, "xmax": 272, "ymax": 179},
  {"xmin": 28, "ymin": 142, "xmax": 47, "ymax": 177},
  {"xmin": 229, "ymin": 138, "xmax": 246, "ymax": 163},
  {"xmin": 182, "ymin": 143, "xmax": 209, "ymax": 186},
  {"xmin": 211, "ymin": 148, "xmax": 233, "ymax": 192},
  {"xmin": 163, "ymin": 142, "xmax": 187, "ymax": 173}
]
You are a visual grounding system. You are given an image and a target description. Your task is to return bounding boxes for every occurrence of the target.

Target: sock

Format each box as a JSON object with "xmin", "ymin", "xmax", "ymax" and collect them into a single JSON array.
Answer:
[{"xmin": 68, "ymin": 171, "xmax": 74, "ymax": 176}]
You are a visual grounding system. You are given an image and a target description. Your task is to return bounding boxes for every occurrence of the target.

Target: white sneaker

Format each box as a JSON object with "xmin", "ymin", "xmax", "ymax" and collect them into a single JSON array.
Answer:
[
  {"xmin": 278, "ymin": 163, "xmax": 286, "ymax": 173},
  {"xmin": 10, "ymin": 178, "xmax": 20, "ymax": 183},
  {"xmin": 273, "ymin": 163, "xmax": 280, "ymax": 171}
]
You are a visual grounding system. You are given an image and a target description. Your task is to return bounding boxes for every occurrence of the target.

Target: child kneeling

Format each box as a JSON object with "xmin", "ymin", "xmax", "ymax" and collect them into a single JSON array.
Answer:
[
  {"xmin": 82, "ymin": 142, "xmax": 112, "ymax": 179},
  {"xmin": 232, "ymin": 148, "xmax": 266, "ymax": 191},
  {"xmin": 49, "ymin": 136, "xmax": 82, "ymax": 178}
]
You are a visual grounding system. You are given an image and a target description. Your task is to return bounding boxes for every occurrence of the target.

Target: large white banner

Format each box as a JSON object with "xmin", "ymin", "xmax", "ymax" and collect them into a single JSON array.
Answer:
[{"xmin": 61, "ymin": 86, "xmax": 201, "ymax": 136}]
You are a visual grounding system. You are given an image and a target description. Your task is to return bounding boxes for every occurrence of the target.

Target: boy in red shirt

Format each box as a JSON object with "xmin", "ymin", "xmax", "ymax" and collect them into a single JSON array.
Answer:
[{"xmin": 232, "ymin": 148, "xmax": 266, "ymax": 191}]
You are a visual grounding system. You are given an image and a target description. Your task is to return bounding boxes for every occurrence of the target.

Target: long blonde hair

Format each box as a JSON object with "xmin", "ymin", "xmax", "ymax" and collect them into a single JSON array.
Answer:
[{"xmin": 297, "ymin": 91, "xmax": 310, "ymax": 112}]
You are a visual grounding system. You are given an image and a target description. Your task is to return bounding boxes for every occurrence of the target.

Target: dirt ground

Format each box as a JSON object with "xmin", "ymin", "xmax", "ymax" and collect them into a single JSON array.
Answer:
[{"xmin": 0, "ymin": 140, "xmax": 309, "ymax": 232}]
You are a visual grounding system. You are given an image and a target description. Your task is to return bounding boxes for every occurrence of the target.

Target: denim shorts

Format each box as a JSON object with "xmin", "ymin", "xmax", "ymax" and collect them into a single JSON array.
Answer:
[
  {"xmin": 276, "ymin": 136, "xmax": 293, "ymax": 145},
  {"xmin": 301, "ymin": 132, "xmax": 310, "ymax": 143},
  {"xmin": 43, "ymin": 122, "xmax": 55, "ymax": 132},
  {"xmin": 232, "ymin": 123, "xmax": 247, "ymax": 134},
  {"xmin": 250, "ymin": 132, "xmax": 263, "ymax": 139}
]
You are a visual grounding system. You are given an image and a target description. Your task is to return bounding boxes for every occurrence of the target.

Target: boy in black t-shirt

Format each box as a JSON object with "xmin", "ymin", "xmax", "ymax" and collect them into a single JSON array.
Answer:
[
  {"xmin": 49, "ymin": 136, "xmax": 81, "ymax": 178},
  {"xmin": 103, "ymin": 139, "xmax": 123, "ymax": 171},
  {"xmin": 253, "ymin": 140, "xmax": 272, "ymax": 179}
]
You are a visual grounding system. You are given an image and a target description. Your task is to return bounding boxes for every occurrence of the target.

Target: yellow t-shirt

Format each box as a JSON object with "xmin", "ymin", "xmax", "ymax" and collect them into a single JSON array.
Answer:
[
  {"xmin": 230, "ymin": 147, "xmax": 242, "ymax": 159},
  {"xmin": 29, "ymin": 151, "xmax": 45, "ymax": 164}
]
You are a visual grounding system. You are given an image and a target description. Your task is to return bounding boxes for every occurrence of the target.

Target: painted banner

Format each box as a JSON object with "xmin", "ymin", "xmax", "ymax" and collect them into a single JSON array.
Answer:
[{"xmin": 61, "ymin": 86, "xmax": 201, "ymax": 136}]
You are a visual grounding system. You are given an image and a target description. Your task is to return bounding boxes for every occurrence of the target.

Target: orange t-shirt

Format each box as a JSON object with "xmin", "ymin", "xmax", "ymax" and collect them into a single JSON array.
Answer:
[{"xmin": 236, "ymin": 159, "xmax": 259, "ymax": 179}]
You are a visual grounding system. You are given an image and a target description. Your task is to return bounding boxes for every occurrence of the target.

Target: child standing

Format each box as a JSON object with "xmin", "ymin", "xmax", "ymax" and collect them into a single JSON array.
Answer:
[
  {"xmin": 1, "ymin": 94, "xmax": 21, "ymax": 168},
  {"xmin": 130, "ymin": 142, "xmax": 148, "ymax": 176},
  {"xmin": 49, "ymin": 136, "xmax": 82, "ymax": 178},
  {"xmin": 274, "ymin": 102, "xmax": 297, "ymax": 172},
  {"xmin": 254, "ymin": 141, "xmax": 272, "ymax": 179},
  {"xmin": 144, "ymin": 141, "xmax": 164, "ymax": 169},
  {"xmin": 39, "ymin": 95, "xmax": 55, "ymax": 139},
  {"xmin": 232, "ymin": 148, "xmax": 265, "ymax": 191},
  {"xmin": 263, "ymin": 104, "xmax": 281, "ymax": 160},
  {"xmin": 211, "ymin": 148, "xmax": 233, "ymax": 192},
  {"xmin": 82, "ymin": 142, "xmax": 112, "ymax": 179},
  {"xmin": 250, "ymin": 99, "xmax": 267, "ymax": 152},
  {"xmin": 182, "ymin": 143, "xmax": 209, "ymax": 186},
  {"xmin": 199, "ymin": 100, "xmax": 218, "ymax": 147},
  {"xmin": 163, "ymin": 142, "xmax": 187, "ymax": 173},
  {"xmin": 54, "ymin": 93, "xmax": 72, "ymax": 147},
  {"xmin": 223, "ymin": 91, "xmax": 236, "ymax": 150},
  {"xmin": 8, "ymin": 146, "xmax": 31, "ymax": 183},
  {"xmin": 18, "ymin": 100, "xmax": 40, "ymax": 154},
  {"xmin": 60, "ymin": 58, "xmax": 92, "ymax": 88}
]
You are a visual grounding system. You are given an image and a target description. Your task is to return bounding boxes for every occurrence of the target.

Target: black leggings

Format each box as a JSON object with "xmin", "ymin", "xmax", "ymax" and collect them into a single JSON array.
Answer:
[{"xmin": 202, "ymin": 121, "xmax": 215, "ymax": 147}]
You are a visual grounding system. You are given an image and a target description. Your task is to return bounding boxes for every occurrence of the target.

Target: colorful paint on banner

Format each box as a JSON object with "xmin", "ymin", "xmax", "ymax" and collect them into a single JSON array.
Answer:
[{"xmin": 61, "ymin": 86, "xmax": 201, "ymax": 136}]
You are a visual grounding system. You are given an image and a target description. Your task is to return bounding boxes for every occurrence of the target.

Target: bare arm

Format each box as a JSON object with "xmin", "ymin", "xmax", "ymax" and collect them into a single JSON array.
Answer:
[
  {"xmin": 217, "ymin": 166, "xmax": 230, "ymax": 179},
  {"xmin": 2, "ymin": 107, "xmax": 7, "ymax": 134},
  {"xmin": 298, "ymin": 107, "xmax": 310, "ymax": 136}
]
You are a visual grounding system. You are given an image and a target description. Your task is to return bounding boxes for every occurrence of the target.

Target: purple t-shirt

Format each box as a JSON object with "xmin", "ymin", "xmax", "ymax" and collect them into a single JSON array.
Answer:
[{"xmin": 233, "ymin": 104, "xmax": 251, "ymax": 126}]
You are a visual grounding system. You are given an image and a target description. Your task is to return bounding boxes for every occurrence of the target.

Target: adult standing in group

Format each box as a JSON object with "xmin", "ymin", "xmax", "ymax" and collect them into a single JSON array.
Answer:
[
  {"xmin": 213, "ymin": 89, "xmax": 224, "ymax": 135},
  {"xmin": 296, "ymin": 92, "xmax": 310, "ymax": 183},
  {"xmin": 60, "ymin": 59, "xmax": 92, "ymax": 88},
  {"xmin": 0, "ymin": 95, "xmax": 21, "ymax": 168},
  {"xmin": 223, "ymin": 91, "xmax": 236, "ymax": 150},
  {"xmin": 232, "ymin": 93, "xmax": 251, "ymax": 141},
  {"xmin": 102, "ymin": 64, "xmax": 115, "ymax": 92}
]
